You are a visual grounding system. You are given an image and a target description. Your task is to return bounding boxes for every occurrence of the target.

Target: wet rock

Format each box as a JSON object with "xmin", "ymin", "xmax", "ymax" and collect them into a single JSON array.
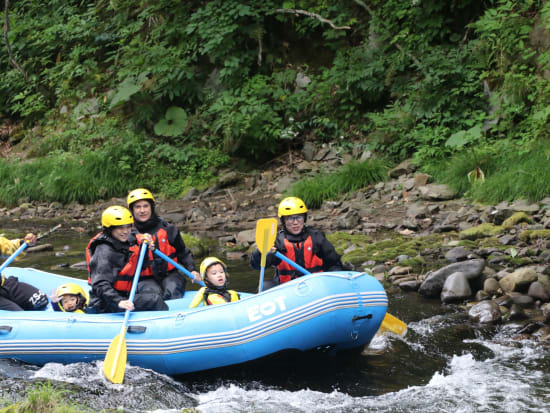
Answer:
[
  {"xmin": 508, "ymin": 303, "xmax": 527, "ymax": 320},
  {"xmin": 483, "ymin": 277, "xmax": 500, "ymax": 295},
  {"xmin": 399, "ymin": 280, "xmax": 420, "ymax": 291},
  {"xmin": 468, "ymin": 300, "xmax": 501, "ymax": 324},
  {"xmin": 510, "ymin": 294, "xmax": 535, "ymax": 308},
  {"xmin": 441, "ymin": 272, "xmax": 472, "ymax": 303},
  {"xmin": 419, "ymin": 259, "xmax": 485, "ymax": 298},
  {"xmin": 541, "ymin": 303, "xmax": 550, "ymax": 322},
  {"xmin": 527, "ymin": 281, "xmax": 550, "ymax": 302},
  {"xmin": 494, "ymin": 294, "xmax": 513, "ymax": 308}
]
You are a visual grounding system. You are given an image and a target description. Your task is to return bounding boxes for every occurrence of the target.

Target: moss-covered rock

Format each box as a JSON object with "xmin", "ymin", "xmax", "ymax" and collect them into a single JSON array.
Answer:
[
  {"xmin": 459, "ymin": 223, "xmax": 504, "ymax": 240},
  {"xmin": 502, "ymin": 212, "xmax": 532, "ymax": 228},
  {"xmin": 519, "ymin": 229, "xmax": 550, "ymax": 242}
]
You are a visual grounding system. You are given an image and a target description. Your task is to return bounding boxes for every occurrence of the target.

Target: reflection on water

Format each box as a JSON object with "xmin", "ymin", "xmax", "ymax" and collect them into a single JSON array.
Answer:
[{"xmin": 2, "ymin": 232, "xmax": 550, "ymax": 412}]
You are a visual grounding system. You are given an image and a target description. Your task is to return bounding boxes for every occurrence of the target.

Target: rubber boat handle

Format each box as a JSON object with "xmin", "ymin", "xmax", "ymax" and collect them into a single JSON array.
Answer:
[
  {"xmin": 127, "ymin": 325, "xmax": 147, "ymax": 334},
  {"xmin": 0, "ymin": 325, "xmax": 13, "ymax": 334}
]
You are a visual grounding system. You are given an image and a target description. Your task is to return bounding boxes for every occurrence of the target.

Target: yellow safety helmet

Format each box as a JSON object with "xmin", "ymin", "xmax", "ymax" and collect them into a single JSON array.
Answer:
[
  {"xmin": 56, "ymin": 283, "xmax": 89, "ymax": 312},
  {"xmin": 101, "ymin": 205, "xmax": 134, "ymax": 228},
  {"xmin": 278, "ymin": 197, "xmax": 308, "ymax": 218},
  {"xmin": 127, "ymin": 188, "xmax": 155, "ymax": 209},
  {"xmin": 199, "ymin": 257, "xmax": 227, "ymax": 281}
]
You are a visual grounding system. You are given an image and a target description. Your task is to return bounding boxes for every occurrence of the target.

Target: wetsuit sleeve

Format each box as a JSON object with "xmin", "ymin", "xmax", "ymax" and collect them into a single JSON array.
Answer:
[
  {"xmin": 316, "ymin": 231, "xmax": 343, "ymax": 271},
  {"xmin": 88, "ymin": 243, "xmax": 126, "ymax": 307},
  {"xmin": 171, "ymin": 229, "xmax": 196, "ymax": 272}
]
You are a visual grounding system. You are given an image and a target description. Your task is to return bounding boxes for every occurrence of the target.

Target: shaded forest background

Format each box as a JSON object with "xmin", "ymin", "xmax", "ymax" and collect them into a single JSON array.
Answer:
[{"xmin": 2, "ymin": 0, "xmax": 550, "ymax": 206}]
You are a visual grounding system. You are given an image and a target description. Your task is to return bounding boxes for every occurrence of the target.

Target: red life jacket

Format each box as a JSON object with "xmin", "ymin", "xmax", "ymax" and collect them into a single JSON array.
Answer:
[
  {"xmin": 150, "ymin": 227, "xmax": 178, "ymax": 272},
  {"xmin": 86, "ymin": 233, "xmax": 151, "ymax": 293},
  {"xmin": 276, "ymin": 236, "xmax": 323, "ymax": 284}
]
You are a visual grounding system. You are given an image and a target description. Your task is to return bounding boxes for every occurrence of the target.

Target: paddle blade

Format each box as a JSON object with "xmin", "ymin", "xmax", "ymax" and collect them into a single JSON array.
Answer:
[
  {"xmin": 255, "ymin": 218, "xmax": 277, "ymax": 255},
  {"xmin": 103, "ymin": 333, "xmax": 127, "ymax": 384},
  {"xmin": 379, "ymin": 313, "xmax": 407, "ymax": 336}
]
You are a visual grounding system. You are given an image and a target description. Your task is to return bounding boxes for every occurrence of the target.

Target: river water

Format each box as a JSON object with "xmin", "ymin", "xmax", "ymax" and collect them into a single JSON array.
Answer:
[{"xmin": 1, "ymin": 233, "xmax": 549, "ymax": 412}]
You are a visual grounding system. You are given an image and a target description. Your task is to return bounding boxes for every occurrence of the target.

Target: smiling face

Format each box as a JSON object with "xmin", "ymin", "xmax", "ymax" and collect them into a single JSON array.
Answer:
[
  {"xmin": 205, "ymin": 263, "xmax": 227, "ymax": 287},
  {"xmin": 132, "ymin": 200, "xmax": 152, "ymax": 223},
  {"xmin": 60, "ymin": 294, "xmax": 79, "ymax": 311},
  {"xmin": 284, "ymin": 214, "xmax": 305, "ymax": 235},
  {"xmin": 111, "ymin": 224, "xmax": 132, "ymax": 242}
]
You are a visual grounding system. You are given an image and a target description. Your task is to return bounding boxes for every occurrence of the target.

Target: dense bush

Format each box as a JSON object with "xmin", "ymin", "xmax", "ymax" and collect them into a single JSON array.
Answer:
[{"xmin": 1, "ymin": 0, "xmax": 550, "ymax": 204}]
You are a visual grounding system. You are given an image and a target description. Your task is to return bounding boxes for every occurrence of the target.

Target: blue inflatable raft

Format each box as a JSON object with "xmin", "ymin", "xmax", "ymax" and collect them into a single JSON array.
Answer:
[{"xmin": 0, "ymin": 267, "xmax": 387, "ymax": 375}]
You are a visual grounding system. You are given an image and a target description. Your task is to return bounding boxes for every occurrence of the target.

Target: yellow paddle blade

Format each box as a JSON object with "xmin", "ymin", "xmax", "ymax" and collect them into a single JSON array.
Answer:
[
  {"xmin": 379, "ymin": 313, "xmax": 407, "ymax": 336},
  {"xmin": 103, "ymin": 333, "xmax": 127, "ymax": 384},
  {"xmin": 256, "ymin": 218, "xmax": 278, "ymax": 256}
]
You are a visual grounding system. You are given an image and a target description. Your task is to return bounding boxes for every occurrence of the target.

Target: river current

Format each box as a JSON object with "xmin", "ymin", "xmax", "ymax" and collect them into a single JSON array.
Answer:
[{"xmin": 0, "ymin": 234, "xmax": 549, "ymax": 412}]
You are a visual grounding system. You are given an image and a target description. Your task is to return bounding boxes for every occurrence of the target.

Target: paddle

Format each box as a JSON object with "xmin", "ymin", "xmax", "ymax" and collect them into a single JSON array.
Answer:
[
  {"xmin": 273, "ymin": 251, "xmax": 407, "ymax": 336},
  {"xmin": 153, "ymin": 249, "xmax": 205, "ymax": 287},
  {"xmin": 0, "ymin": 224, "xmax": 62, "ymax": 273},
  {"xmin": 103, "ymin": 241, "xmax": 148, "ymax": 384},
  {"xmin": 255, "ymin": 218, "xmax": 278, "ymax": 292}
]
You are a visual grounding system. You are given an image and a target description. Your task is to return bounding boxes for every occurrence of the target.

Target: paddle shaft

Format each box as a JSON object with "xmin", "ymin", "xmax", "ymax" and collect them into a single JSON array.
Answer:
[
  {"xmin": 104, "ymin": 241, "xmax": 148, "ymax": 383},
  {"xmin": 0, "ymin": 243, "xmax": 29, "ymax": 274},
  {"xmin": 153, "ymin": 249, "xmax": 205, "ymax": 287},
  {"xmin": 274, "ymin": 251, "xmax": 311, "ymax": 275}
]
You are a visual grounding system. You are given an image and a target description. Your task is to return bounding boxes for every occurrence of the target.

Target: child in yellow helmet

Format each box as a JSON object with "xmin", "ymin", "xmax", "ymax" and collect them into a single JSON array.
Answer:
[
  {"xmin": 189, "ymin": 257, "xmax": 239, "ymax": 308},
  {"xmin": 51, "ymin": 283, "xmax": 90, "ymax": 313}
]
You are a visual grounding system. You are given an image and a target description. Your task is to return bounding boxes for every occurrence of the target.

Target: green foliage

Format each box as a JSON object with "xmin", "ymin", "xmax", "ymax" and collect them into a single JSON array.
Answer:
[
  {"xmin": 288, "ymin": 159, "xmax": 389, "ymax": 208},
  {"xmin": 425, "ymin": 140, "xmax": 550, "ymax": 203},
  {"xmin": 2, "ymin": 0, "xmax": 550, "ymax": 206},
  {"xmin": 1, "ymin": 380, "xmax": 91, "ymax": 413}
]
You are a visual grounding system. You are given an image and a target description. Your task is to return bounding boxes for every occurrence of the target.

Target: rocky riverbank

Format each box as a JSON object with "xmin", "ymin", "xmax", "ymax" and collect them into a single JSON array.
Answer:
[{"xmin": 1, "ymin": 151, "xmax": 550, "ymax": 342}]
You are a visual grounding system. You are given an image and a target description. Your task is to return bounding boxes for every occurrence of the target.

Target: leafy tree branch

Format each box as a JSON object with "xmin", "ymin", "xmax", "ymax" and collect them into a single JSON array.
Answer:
[
  {"xmin": 3, "ymin": 0, "xmax": 27, "ymax": 81},
  {"xmin": 274, "ymin": 8, "xmax": 351, "ymax": 30}
]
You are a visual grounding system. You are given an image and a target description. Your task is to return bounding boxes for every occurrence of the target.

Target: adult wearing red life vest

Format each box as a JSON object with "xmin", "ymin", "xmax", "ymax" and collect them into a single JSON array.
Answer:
[
  {"xmin": 87, "ymin": 206, "xmax": 168, "ymax": 313},
  {"xmin": 250, "ymin": 197, "xmax": 343, "ymax": 286},
  {"xmin": 126, "ymin": 188, "xmax": 201, "ymax": 300}
]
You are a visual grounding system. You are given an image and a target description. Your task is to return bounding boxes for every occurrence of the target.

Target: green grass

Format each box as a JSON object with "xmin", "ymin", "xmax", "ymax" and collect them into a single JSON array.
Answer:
[
  {"xmin": 287, "ymin": 159, "xmax": 390, "ymax": 208},
  {"xmin": 0, "ymin": 381, "xmax": 92, "ymax": 413},
  {"xmin": 424, "ymin": 140, "xmax": 550, "ymax": 204}
]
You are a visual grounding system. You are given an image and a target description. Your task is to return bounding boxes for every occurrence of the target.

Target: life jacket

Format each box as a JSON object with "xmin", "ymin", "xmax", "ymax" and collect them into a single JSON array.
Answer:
[
  {"xmin": 150, "ymin": 227, "xmax": 178, "ymax": 272},
  {"xmin": 86, "ymin": 233, "xmax": 151, "ymax": 293},
  {"xmin": 188, "ymin": 286, "xmax": 240, "ymax": 308},
  {"xmin": 277, "ymin": 235, "xmax": 323, "ymax": 284}
]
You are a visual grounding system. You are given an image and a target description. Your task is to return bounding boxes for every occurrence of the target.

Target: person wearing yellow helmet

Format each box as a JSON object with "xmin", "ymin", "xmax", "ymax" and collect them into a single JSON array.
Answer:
[
  {"xmin": 0, "ymin": 232, "xmax": 49, "ymax": 311},
  {"xmin": 51, "ymin": 283, "xmax": 89, "ymax": 313},
  {"xmin": 250, "ymin": 196, "xmax": 343, "ymax": 287},
  {"xmin": 86, "ymin": 205, "xmax": 168, "ymax": 313},
  {"xmin": 189, "ymin": 257, "xmax": 239, "ymax": 308},
  {"xmin": 126, "ymin": 188, "xmax": 201, "ymax": 301}
]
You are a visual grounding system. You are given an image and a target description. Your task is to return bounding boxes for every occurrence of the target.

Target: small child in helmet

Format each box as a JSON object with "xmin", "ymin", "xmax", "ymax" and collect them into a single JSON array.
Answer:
[
  {"xmin": 189, "ymin": 257, "xmax": 240, "ymax": 308},
  {"xmin": 51, "ymin": 283, "xmax": 89, "ymax": 313}
]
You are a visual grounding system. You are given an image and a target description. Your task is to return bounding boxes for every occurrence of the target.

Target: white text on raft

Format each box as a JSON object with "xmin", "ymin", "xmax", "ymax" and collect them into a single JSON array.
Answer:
[{"xmin": 247, "ymin": 296, "xmax": 287, "ymax": 322}]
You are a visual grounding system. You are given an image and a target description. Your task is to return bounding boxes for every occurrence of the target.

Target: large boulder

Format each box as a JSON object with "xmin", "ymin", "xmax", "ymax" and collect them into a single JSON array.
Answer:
[{"xmin": 419, "ymin": 259, "xmax": 485, "ymax": 298}]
